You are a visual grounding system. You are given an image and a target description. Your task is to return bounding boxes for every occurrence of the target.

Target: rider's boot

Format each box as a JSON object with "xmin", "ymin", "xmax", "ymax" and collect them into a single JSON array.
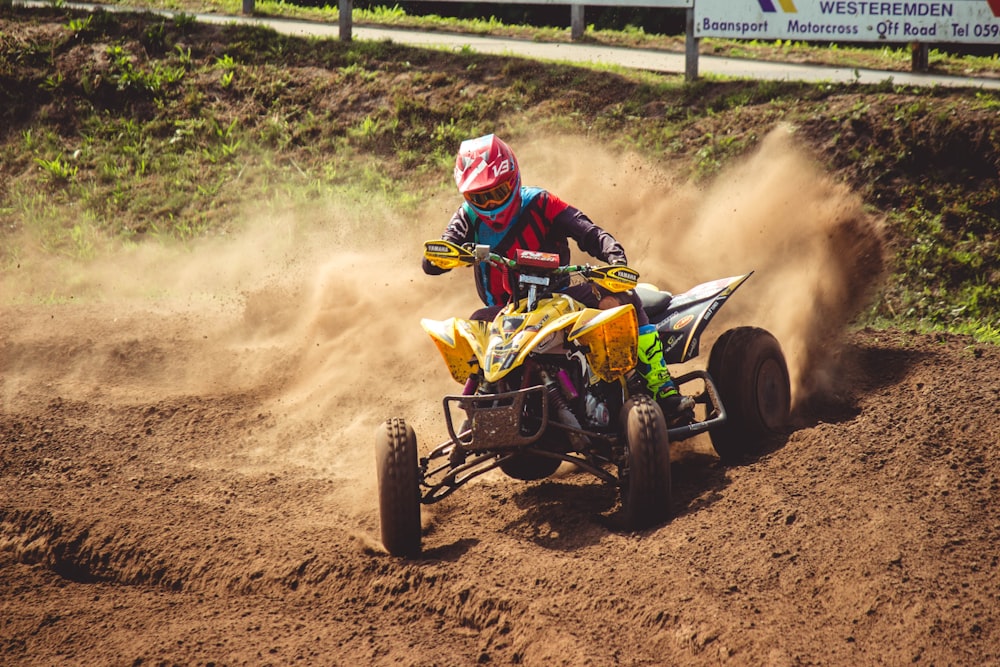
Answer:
[{"xmin": 637, "ymin": 325, "xmax": 695, "ymax": 419}]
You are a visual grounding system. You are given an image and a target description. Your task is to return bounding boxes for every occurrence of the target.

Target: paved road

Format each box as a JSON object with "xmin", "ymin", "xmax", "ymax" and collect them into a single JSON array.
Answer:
[
  {"xmin": 194, "ymin": 13, "xmax": 1000, "ymax": 90},
  {"xmin": 20, "ymin": 2, "xmax": 1000, "ymax": 90}
]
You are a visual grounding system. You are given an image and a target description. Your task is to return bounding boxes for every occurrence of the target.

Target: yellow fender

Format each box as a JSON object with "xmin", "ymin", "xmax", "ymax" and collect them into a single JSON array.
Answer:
[
  {"xmin": 420, "ymin": 317, "xmax": 489, "ymax": 384},
  {"xmin": 567, "ymin": 304, "xmax": 638, "ymax": 383},
  {"xmin": 423, "ymin": 300, "xmax": 638, "ymax": 386}
]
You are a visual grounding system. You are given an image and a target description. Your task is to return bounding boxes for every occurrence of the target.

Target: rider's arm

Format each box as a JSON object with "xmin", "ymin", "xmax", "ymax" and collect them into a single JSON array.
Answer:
[
  {"xmin": 422, "ymin": 207, "xmax": 475, "ymax": 275},
  {"xmin": 547, "ymin": 193, "xmax": 628, "ymax": 266}
]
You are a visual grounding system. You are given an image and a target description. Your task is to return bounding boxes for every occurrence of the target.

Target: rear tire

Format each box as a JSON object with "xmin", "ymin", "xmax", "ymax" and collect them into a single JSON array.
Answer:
[
  {"xmin": 375, "ymin": 418, "xmax": 421, "ymax": 557},
  {"xmin": 707, "ymin": 327, "xmax": 791, "ymax": 464},
  {"xmin": 619, "ymin": 395, "xmax": 672, "ymax": 529}
]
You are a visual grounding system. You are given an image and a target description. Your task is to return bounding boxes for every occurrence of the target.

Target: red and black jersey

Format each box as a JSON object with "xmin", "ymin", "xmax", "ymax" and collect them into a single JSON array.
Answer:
[{"xmin": 423, "ymin": 187, "xmax": 628, "ymax": 306}]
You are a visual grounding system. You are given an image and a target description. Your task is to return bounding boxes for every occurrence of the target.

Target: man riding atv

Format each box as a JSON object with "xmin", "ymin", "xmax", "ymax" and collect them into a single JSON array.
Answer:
[
  {"xmin": 377, "ymin": 137, "xmax": 791, "ymax": 556},
  {"xmin": 422, "ymin": 133, "xmax": 694, "ymax": 419}
]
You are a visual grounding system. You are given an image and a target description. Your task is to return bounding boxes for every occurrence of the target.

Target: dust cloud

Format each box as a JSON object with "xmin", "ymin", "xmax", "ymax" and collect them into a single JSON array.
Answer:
[
  {"xmin": 2, "ymin": 126, "xmax": 882, "ymax": 500},
  {"xmin": 519, "ymin": 125, "xmax": 885, "ymax": 405}
]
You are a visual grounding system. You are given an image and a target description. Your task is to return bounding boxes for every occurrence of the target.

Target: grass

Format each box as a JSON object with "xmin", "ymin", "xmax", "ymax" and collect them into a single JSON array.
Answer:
[{"xmin": 864, "ymin": 315, "xmax": 1000, "ymax": 346}]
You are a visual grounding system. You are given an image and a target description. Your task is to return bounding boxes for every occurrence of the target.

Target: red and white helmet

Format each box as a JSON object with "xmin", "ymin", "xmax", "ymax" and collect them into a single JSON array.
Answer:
[{"xmin": 454, "ymin": 134, "xmax": 522, "ymax": 231}]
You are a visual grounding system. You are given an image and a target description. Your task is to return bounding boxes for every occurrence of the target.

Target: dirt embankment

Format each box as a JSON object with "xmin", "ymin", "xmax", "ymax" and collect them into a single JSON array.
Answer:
[{"xmin": 3, "ymin": 129, "xmax": 999, "ymax": 665}]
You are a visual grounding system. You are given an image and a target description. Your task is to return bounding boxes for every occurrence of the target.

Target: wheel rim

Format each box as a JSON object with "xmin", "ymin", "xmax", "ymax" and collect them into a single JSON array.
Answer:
[{"xmin": 756, "ymin": 357, "xmax": 790, "ymax": 429}]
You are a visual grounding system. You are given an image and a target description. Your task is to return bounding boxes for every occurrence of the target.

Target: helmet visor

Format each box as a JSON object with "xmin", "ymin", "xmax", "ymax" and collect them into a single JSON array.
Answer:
[{"xmin": 465, "ymin": 180, "xmax": 514, "ymax": 211}]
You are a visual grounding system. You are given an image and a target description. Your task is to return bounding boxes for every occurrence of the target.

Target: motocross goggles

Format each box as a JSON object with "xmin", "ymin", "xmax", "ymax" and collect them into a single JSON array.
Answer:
[{"xmin": 464, "ymin": 179, "xmax": 514, "ymax": 211}]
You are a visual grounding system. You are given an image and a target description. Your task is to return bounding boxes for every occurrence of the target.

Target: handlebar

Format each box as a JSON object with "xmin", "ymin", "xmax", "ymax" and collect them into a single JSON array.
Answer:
[
  {"xmin": 424, "ymin": 239, "xmax": 639, "ymax": 293},
  {"xmin": 484, "ymin": 251, "xmax": 589, "ymax": 276}
]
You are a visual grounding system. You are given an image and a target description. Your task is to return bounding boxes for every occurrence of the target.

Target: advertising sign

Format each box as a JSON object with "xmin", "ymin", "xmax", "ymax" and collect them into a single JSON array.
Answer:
[{"xmin": 695, "ymin": 1, "xmax": 1000, "ymax": 44}]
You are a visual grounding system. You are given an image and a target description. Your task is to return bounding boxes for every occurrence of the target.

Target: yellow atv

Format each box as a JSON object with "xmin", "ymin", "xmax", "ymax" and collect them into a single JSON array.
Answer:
[{"xmin": 375, "ymin": 241, "xmax": 790, "ymax": 557}]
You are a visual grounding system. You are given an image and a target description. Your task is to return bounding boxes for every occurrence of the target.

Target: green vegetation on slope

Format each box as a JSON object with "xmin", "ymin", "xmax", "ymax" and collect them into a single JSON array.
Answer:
[{"xmin": 1, "ymin": 4, "xmax": 998, "ymax": 340}]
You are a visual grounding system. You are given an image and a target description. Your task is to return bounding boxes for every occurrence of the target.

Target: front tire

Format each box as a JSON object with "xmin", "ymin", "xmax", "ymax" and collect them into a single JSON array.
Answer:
[
  {"xmin": 707, "ymin": 327, "xmax": 791, "ymax": 464},
  {"xmin": 375, "ymin": 418, "xmax": 421, "ymax": 557},
  {"xmin": 619, "ymin": 395, "xmax": 672, "ymax": 529}
]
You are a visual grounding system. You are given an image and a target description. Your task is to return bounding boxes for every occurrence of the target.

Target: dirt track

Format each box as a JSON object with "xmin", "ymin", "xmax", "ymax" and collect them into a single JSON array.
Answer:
[
  {"xmin": 3, "ymin": 135, "xmax": 1000, "ymax": 665},
  {"xmin": 3, "ymin": 300, "xmax": 1000, "ymax": 666}
]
